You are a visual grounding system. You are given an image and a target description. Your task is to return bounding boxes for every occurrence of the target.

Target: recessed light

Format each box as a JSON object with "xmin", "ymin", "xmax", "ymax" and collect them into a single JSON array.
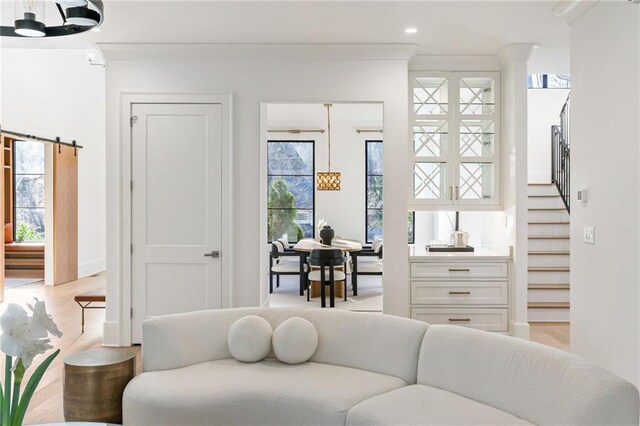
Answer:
[{"xmin": 405, "ymin": 27, "xmax": 418, "ymax": 34}]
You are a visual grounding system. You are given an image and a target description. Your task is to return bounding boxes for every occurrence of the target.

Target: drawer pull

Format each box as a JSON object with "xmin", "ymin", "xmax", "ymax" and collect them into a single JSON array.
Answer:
[
  {"xmin": 448, "ymin": 318, "xmax": 471, "ymax": 322},
  {"xmin": 449, "ymin": 291, "xmax": 471, "ymax": 295},
  {"xmin": 448, "ymin": 268, "xmax": 471, "ymax": 272}
]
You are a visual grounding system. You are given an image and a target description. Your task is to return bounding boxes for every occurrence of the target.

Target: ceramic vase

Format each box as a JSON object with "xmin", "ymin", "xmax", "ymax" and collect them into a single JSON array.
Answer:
[{"xmin": 320, "ymin": 226, "xmax": 334, "ymax": 246}]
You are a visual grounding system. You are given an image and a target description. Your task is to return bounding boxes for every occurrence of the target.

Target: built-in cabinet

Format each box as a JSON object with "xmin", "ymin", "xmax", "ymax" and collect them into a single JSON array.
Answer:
[
  {"xmin": 409, "ymin": 71, "xmax": 501, "ymax": 210},
  {"xmin": 409, "ymin": 249, "xmax": 512, "ymax": 334}
]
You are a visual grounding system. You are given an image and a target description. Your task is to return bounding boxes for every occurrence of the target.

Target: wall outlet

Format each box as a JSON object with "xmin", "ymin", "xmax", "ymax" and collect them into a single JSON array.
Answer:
[{"xmin": 584, "ymin": 226, "xmax": 595, "ymax": 244}]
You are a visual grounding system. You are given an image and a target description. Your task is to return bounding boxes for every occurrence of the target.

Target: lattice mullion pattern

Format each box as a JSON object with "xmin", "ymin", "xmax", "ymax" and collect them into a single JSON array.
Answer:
[
  {"xmin": 413, "ymin": 77, "xmax": 448, "ymax": 115},
  {"xmin": 414, "ymin": 162, "xmax": 445, "ymax": 199},
  {"xmin": 459, "ymin": 162, "xmax": 493, "ymax": 199},
  {"xmin": 414, "ymin": 121, "xmax": 448, "ymax": 158},
  {"xmin": 460, "ymin": 77, "xmax": 495, "ymax": 115},
  {"xmin": 459, "ymin": 120, "xmax": 494, "ymax": 158}
]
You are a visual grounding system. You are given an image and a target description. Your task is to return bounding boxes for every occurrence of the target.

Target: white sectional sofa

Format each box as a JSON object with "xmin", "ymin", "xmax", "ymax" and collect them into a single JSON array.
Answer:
[{"xmin": 123, "ymin": 308, "xmax": 639, "ymax": 425}]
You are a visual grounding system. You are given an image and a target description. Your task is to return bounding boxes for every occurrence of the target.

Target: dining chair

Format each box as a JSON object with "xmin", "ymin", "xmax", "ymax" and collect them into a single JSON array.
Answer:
[
  {"xmin": 351, "ymin": 239, "xmax": 383, "ymax": 293},
  {"xmin": 307, "ymin": 248, "xmax": 346, "ymax": 308},
  {"xmin": 269, "ymin": 239, "xmax": 305, "ymax": 293}
]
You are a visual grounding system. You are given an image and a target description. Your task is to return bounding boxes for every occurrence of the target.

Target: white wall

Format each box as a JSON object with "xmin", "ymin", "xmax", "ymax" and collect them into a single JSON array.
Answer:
[
  {"xmin": 570, "ymin": 2, "xmax": 640, "ymax": 387},
  {"xmin": 527, "ymin": 89, "xmax": 570, "ymax": 183},
  {"xmin": 102, "ymin": 44, "xmax": 411, "ymax": 345},
  {"xmin": 0, "ymin": 49, "xmax": 106, "ymax": 277},
  {"xmin": 267, "ymin": 103, "xmax": 383, "ymax": 243}
]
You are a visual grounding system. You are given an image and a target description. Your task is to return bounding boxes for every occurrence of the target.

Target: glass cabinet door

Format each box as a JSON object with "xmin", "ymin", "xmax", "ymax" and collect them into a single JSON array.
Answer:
[
  {"xmin": 455, "ymin": 73, "xmax": 500, "ymax": 206},
  {"xmin": 410, "ymin": 71, "xmax": 500, "ymax": 209}
]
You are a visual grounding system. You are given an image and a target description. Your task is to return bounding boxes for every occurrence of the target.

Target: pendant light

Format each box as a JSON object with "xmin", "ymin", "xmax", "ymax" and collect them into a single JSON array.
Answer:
[
  {"xmin": 317, "ymin": 103, "xmax": 341, "ymax": 191},
  {"xmin": 14, "ymin": 0, "xmax": 46, "ymax": 37},
  {"xmin": 2, "ymin": 0, "xmax": 104, "ymax": 38}
]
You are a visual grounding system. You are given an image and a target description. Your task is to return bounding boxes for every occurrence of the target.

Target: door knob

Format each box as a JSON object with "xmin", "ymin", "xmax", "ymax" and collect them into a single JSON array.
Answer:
[{"xmin": 204, "ymin": 251, "xmax": 220, "ymax": 258}]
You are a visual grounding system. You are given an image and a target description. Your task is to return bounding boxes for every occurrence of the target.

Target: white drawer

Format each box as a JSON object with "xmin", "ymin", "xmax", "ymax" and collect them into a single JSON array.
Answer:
[
  {"xmin": 411, "ymin": 281, "xmax": 508, "ymax": 305},
  {"xmin": 411, "ymin": 307, "xmax": 508, "ymax": 332},
  {"xmin": 410, "ymin": 262, "xmax": 508, "ymax": 279}
]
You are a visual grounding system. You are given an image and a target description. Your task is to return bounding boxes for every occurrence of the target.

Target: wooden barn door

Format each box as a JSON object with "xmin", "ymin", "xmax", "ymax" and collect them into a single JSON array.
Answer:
[{"xmin": 53, "ymin": 145, "xmax": 78, "ymax": 285}]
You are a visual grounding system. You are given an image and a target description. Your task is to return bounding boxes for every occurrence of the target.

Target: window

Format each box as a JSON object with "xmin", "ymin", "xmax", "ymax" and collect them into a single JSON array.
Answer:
[
  {"xmin": 366, "ymin": 141, "xmax": 415, "ymax": 244},
  {"xmin": 528, "ymin": 74, "xmax": 571, "ymax": 89},
  {"xmin": 13, "ymin": 141, "xmax": 45, "ymax": 242},
  {"xmin": 267, "ymin": 141, "xmax": 314, "ymax": 242}
]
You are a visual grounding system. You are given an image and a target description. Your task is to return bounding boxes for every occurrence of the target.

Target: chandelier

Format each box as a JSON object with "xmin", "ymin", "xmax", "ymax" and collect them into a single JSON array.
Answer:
[
  {"xmin": 1, "ymin": 0, "xmax": 104, "ymax": 38},
  {"xmin": 316, "ymin": 103, "xmax": 341, "ymax": 191}
]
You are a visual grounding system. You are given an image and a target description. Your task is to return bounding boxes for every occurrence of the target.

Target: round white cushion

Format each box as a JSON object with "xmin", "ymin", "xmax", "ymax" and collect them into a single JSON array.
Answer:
[
  {"xmin": 228, "ymin": 315, "xmax": 273, "ymax": 363},
  {"xmin": 272, "ymin": 317, "xmax": 319, "ymax": 365}
]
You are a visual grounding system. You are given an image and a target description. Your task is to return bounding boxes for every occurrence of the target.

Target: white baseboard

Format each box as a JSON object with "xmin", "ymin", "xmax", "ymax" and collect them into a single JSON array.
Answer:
[
  {"xmin": 528, "ymin": 171, "xmax": 551, "ymax": 183},
  {"xmin": 103, "ymin": 320, "xmax": 121, "ymax": 346},
  {"xmin": 510, "ymin": 321, "xmax": 531, "ymax": 340},
  {"xmin": 79, "ymin": 258, "xmax": 106, "ymax": 278}
]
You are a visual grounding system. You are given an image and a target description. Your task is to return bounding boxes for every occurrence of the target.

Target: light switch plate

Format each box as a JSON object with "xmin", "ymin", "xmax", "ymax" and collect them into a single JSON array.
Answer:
[{"xmin": 584, "ymin": 226, "xmax": 595, "ymax": 244}]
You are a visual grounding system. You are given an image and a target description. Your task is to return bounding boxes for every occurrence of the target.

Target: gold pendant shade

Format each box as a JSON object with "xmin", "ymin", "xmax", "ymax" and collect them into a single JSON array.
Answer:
[
  {"xmin": 316, "ymin": 172, "xmax": 341, "ymax": 191},
  {"xmin": 317, "ymin": 103, "xmax": 341, "ymax": 191}
]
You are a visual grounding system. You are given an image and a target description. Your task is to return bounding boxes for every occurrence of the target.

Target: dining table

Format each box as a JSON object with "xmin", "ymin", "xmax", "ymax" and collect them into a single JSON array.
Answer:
[{"xmin": 292, "ymin": 238, "xmax": 363, "ymax": 297}]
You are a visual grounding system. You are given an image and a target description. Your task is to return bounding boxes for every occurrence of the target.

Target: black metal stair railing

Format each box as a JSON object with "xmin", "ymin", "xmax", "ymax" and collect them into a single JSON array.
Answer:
[{"xmin": 551, "ymin": 96, "xmax": 570, "ymax": 213}]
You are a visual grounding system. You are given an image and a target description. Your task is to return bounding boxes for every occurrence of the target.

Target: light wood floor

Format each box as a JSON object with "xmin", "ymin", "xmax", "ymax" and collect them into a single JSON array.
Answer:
[
  {"xmin": 0, "ymin": 273, "xmax": 141, "ymax": 424},
  {"xmin": 529, "ymin": 322, "xmax": 570, "ymax": 352},
  {"xmin": 0, "ymin": 273, "xmax": 568, "ymax": 423}
]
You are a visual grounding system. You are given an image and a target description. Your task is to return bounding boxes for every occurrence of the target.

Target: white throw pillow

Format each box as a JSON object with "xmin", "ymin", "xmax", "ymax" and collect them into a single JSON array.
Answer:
[
  {"xmin": 228, "ymin": 315, "xmax": 273, "ymax": 363},
  {"xmin": 272, "ymin": 317, "xmax": 319, "ymax": 365}
]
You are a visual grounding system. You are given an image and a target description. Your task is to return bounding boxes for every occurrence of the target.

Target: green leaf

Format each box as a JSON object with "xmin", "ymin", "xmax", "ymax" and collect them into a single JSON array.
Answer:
[
  {"xmin": 11, "ymin": 350, "xmax": 59, "ymax": 426},
  {"xmin": 0, "ymin": 380, "xmax": 4, "ymax": 426},
  {"xmin": 3, "ymin": 355, "xmax": 11, "ymax": 426},
  {"xmin": 9, "ymin": 360, "xmax": 24, "ymax": 424}
]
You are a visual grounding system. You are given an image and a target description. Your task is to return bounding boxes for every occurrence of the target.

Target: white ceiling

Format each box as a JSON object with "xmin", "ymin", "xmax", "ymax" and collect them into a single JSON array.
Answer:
[{"xmin": 0, "ymin": 1, "xmax": 570, "ymax": 72}]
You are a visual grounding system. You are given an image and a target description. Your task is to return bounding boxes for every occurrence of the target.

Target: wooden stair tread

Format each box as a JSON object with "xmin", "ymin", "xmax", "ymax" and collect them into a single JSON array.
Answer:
[
  {"xmin": 528, "ymin": 194, "xmax": 560, "ymax": 198},
  {"xmin": 528, "ymin": 284, "xmax": 570, "ymax": 290},
  {"xmin": 528, "ymin": 222, "xmax": 569, "ymax": 225},
  {"xmin": 528, "ymin": 302, "xmax": 570, "ymax": 309},
  {"xmin": 528, "ymin": 207, "xmax": 567, "ymax": 211},
  {"xmin": 529, "ymin": 267, "xmax": 569, "ymax": 272},
  {"xmin": 527, "ymin": 183, "xmax": 554, "ymax": 186},
  {"xmin": 5, "ymin": 258, "xmax": 45, "ymax": 266},
  {"xmin": 528, "ymin": 235, "xmax": 570, "ymax": 240},
  {"xmin": 5, "ymin": 243, "xmax": 45, "ymax": 253},
  {"xmin": 528, "ymin": 251, "xmax": 570, "ymax": 255}
]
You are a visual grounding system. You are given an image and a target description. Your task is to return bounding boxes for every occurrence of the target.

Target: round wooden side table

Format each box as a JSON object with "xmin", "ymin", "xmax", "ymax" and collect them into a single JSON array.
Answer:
[{"xmin": 63, "ymin": 348, "xmax": 136, "ymax": 424}]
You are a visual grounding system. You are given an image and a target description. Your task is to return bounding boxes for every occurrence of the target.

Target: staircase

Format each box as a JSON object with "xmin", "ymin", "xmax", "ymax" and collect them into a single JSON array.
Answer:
[{"xmin": 527, "ymin": 183, "xmax": 570, "ymax": 322}]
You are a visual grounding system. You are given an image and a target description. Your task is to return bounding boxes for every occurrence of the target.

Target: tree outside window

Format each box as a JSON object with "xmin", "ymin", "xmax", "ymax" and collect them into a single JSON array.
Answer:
[
  {"xmin": 267, "ymin": 141, "xmax": 314, "ymax": 242},
  {"xmin": 14, "ymin": 141, "xmax": 45, "ymax": 242}
]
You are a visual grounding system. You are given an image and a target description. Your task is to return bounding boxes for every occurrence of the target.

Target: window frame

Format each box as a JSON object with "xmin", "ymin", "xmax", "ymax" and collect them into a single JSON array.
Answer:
[
  {"xmin": 365, "ymin": 140, "xmax": 415, "ymax": 244},
  {"xmin": 528, "ymin": 74, "xmax": 571, "ymax": 89},
  {"xmin": 267, "ymin": 140, "xmax": 316, "ymax": 243},
  {"xmin": 12, "ymin": 140, "xmax": 46, "ymax": 243}
]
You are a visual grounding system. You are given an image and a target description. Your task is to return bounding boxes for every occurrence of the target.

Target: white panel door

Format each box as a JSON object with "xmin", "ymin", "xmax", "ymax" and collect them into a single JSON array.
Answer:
[{"xmin": 131, "ymin": 103, "xmax": 222, "ymax": 343}]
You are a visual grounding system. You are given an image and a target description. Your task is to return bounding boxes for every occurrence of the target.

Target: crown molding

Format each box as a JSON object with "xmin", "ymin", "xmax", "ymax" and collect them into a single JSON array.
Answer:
[
  {"xmin": 552, "ymin": 0, "xmax": 600, "ymax": 25},
  {"xmin": 409, "ymin": 54, "xmax": 501, "ymax": 71},
  {"xmin": 497, "ymin": 43, "xmax": 539, "ymax": 67},
  {"xmin": 97, "ymin": 43, "xmax": 420, "ymax": 62}
]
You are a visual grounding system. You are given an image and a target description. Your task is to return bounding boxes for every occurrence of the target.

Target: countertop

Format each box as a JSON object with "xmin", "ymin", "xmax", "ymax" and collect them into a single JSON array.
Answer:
[{"xmin": 409, "ymin": 246, "xmax": 512, "ymax": 261}]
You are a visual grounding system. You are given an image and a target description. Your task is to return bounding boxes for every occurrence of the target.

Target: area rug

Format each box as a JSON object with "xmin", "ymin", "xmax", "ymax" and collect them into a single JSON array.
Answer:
[{"xmin": 269, "ymin": 275, "xmax": 382, "ymax": 312}]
